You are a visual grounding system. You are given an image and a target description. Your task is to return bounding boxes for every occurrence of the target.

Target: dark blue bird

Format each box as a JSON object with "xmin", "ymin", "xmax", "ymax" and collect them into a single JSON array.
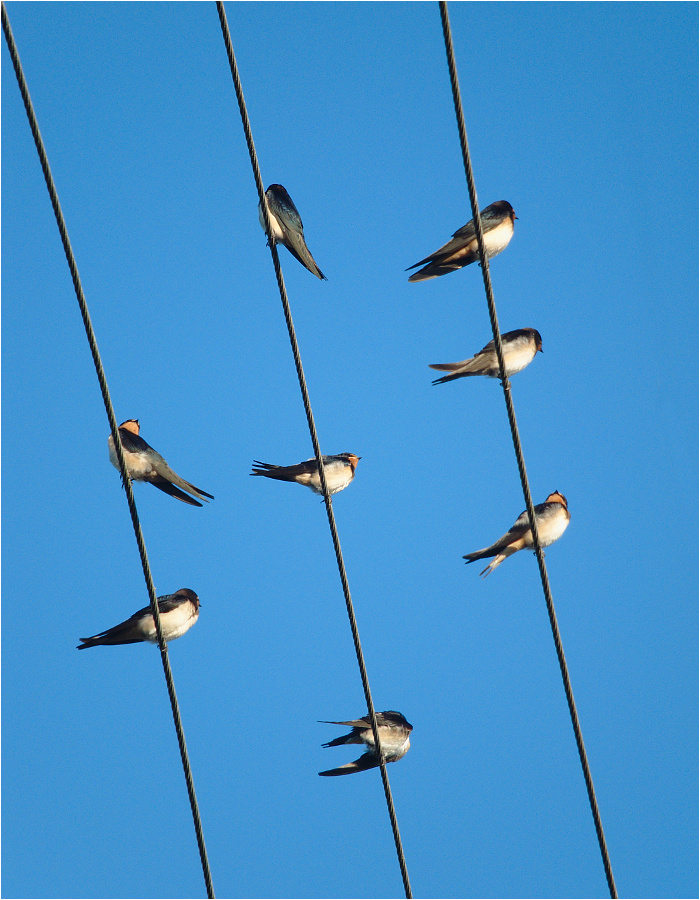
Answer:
[{"xmin": 259, "ymin": 184, "xmax": 326, "ymax": 280}]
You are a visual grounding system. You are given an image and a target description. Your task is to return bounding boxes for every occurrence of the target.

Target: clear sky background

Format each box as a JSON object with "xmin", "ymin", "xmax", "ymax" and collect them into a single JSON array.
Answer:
[{"xmin": 2, "ymin": 3, "xmax": 697, "ymax": 899}]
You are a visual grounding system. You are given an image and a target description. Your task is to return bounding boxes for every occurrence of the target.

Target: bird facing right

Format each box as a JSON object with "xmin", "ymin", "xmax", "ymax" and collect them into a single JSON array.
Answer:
[
  {"xmin": 77, "ymin": 589, "xmax": 200, "ymax": 649},
  {"xmin": 318, "ymin": 711, "xmax": 413, "ymax": 776},
  {"xmin": 407, "ymin": 200, "xmax": 516, "ymax": 282},
  {"xmin": 430, "ymin": 328, "xmax": 542, "ymax": 384},
  {"xmin": 108, "ymin": 419, "xmax": 214, "ymax": 507},
  {"xmin": 250, "ymin": 453, "xmax": 360, "ymax": 496},
  {"xmin": 463, "ymin": 492, "xmax": 570, "ymax": 577}
]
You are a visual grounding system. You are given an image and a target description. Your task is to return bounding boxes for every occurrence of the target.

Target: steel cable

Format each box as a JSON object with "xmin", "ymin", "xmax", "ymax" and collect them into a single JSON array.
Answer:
[
  {"xmin": 1, "ymin": 5, "xmax": 215, "ymax": 896},
  {"xmin": 438, "ymin": 4, "xmax": 617, "ymax": 897},
  {"xmin": 215, "ymin": 3, "xmax": 412, "ymax": 896}
]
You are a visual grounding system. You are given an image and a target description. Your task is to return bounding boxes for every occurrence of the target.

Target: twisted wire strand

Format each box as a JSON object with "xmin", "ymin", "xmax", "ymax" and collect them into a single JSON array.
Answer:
[
  {"xmin": 215, "ymin": 4, "xmax": 412, "ymax": 896},
  {"xmin": 1, "ymin": 6, "xmax": 215, "ymax": 896},
  {"xmin": 438, "ymin": 4, "xmax": 617, "ymax": 897}
]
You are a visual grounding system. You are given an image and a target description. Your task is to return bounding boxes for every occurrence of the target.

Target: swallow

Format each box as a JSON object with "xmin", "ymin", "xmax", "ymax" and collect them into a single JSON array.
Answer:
[
  {"xmin": 77, "ymin": 589, "xmax": 200, "ymax": 649},
  {"xmin": 108, "ymin": 419, "xmax": 214, "ymax": 507},
  {"xmin": 463, "ymin": 492, "xmax": 570, "ymax": 577},
  {"xmin": 250, "ymin": 453, "xmax": 360, "ymax": 495},
  {"xmin": 407, "ymin": 200, "xmax": 516, "ymax": 282},
  {"xmin": 430, "ymin": 328, "xmax": 542, "ymax": 384},
  {"xmin": 318, "ymin": 711, "xmax": 413, "ymax": 776},
  {"xmin": 258, "ymin": 184, "xmax": 326, "ymax": 280}
]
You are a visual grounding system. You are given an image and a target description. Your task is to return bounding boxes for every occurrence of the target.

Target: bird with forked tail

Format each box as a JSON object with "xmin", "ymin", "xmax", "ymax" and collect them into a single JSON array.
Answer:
[
  {"xmin": 108, "ymin": 419, "xmax": 214, "ymax": 507},
  {"xmin": 77, "ymin": 589, "xmax": 200, "ymax": 649},
  {"xmin": 430, "ymin": 328, "xmax": 542, "ymax": 384},
  {"xmin": 250, "ymin": 453, "xmax": 360, "ymax": 496},
  {"xmin": 318, "ymin": 711, "xmax": 412, "ymax": 776},
  {"xmin": 407, "ymin": 200, "xmax": 516, "ymax": 282},
  {"xmin": 463, "ymin": 492, "xmax": 570, "ymax": 577}
]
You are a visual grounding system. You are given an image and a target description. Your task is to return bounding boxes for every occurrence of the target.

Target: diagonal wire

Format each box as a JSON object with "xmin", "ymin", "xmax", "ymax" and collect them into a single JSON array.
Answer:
[
  {"xmin": 215, "ymin": 3, "xmax": 412, "ymax": 897},
  {"xmin": 1, "ymin": 6, "xmax": 215, "ymax": 897},
  {"xmin": 438, "ymin": 3, "xmax": 617, "ymax": 897}
]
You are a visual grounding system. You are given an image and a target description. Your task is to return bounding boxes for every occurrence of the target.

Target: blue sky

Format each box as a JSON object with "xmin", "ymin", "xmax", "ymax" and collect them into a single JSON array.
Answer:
[{"xmin": 2, "ymin": 3, "xmax": 697, "ymax": 899}]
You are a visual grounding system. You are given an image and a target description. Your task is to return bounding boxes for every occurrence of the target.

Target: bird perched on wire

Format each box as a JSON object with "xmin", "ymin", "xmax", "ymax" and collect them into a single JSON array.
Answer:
[
  {"xmin": 250, "ymin": 453, "xmax": 360, "ymax": 495},
  {"xmin": 463, "ymin": 492, "xmax": 570, "ymax": 577},
  {"xmin": 407, "ymin": 200, "xmax": 516, "ymax": 282},
  {"xmin": 77, "ymin": 589, "xmax": 200, "ymax": 649},
  {"xmin": 430, "ymin": 328, "xmax": 542, "ymax": 384},
  {"xmin": 318, "ymin": 711, "xmax": 413, "ymax": 776},
  {"xmin": 108, "ymin": 419, "xmax": 214, "ymax": 507},
  {"xmin": 258, "ymin": 183, "xmax": 326, "ymax": 280}
]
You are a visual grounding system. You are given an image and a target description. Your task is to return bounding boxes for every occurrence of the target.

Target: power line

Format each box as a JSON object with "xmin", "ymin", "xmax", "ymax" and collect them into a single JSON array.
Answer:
[
  {"xmin": 214, "ymin": 3, "xmax": 412, "ymax": 896},
  {"xmin": 438, "ymin": 4, "xmax": 617, "ymax": 897},
  {"xmin": 1, "ymin": 5, "xmax": 215, "ymax": 897}
]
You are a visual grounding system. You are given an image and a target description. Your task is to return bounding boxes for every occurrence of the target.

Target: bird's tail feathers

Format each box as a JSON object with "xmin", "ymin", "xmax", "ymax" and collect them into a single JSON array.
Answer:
[
  {"xmin": 408, "ymin": 267, "xmax": 441, "ymax": 283},
  {"xmin": 474, "ymin": 543, "xmax": 523, "ymax": 577},
  {"xmin": 318, "ymin": 753, "xmax": 379, "ymax": 776},
  {"xmin": 432, "ymin": 372, "xmax": 463, "ymax": 385},
  {"xmin": 250, "ymin": 460, "xmax": 296, "ymax": 481},
  {"xmin": 284, "ymin": 242, "xmax": 327, "ymax": 281},
  {"xmin": 479, "ymin": 553, "xmax": 507, "ymax": 577},
  {"xmin": 151, "ymin": 478, "xmax": 205, "ymax": 506},
  {"xmin": 429, "ymin": 361, "xmax": 468, "ymax": 372},
  {"xmin": 185, "ymin": 483, "xmax": 214, "ymax": 500},
  {"xmin": 322, "ymin": 734, "xmax": 363, "ymax": 749},
  {"xmin": 463, "ymin": 545, "xmax": 493, "ymax": 564},
  {"xmin": 77, "ymin": 631, "xmax": 141, "ymax": 649},
  {"xmin": 77, "ymin": 636, "xmax": 102, "ymax": 650},
  {"xmin": 430, "ymin": 363, "xmax": 479, "ymax": 385}
]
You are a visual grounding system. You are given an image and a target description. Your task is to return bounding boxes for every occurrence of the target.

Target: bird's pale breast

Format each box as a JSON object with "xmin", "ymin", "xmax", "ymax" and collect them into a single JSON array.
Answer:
[
  {"xmin": 482, "ymin": 217, "xmax": 514, "ymax": 257},
  {"xmin": 140, "ymin": 603, "xmax": 198, "ymax": 642},
  {"xmin": 536, "ymin": 508, "xmax": 571, "ymax": 547},
  {"xmin": 109, "ymin": 439, "xmax": 155, "ymax": 479},
  {"xmin": 310, "ymin": 460, "xmax": 354, "ymax": 494},
  {"xmin": 504, "ymin": 342, "xmax": 537, "ymax": 375},
  {"xmin": 259, "ymin": 206, "xmax": 286, "ymax": 243},
  {"xmin": 382, "ymin": 735, "xmax": 411, "ymax": 760}
]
